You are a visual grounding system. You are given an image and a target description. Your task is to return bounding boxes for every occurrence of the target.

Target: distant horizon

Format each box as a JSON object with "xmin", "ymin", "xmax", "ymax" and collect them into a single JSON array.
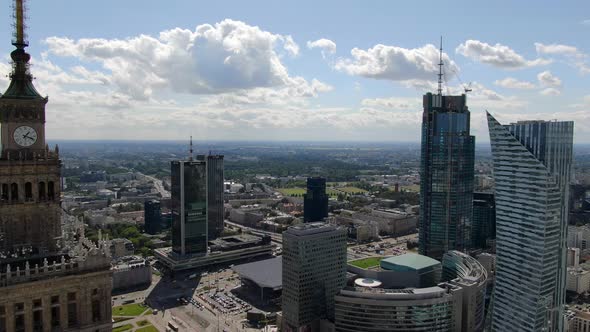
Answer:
[{"xmin": 0, "ymin": 1, "xmax": 587, "ymax": 143}]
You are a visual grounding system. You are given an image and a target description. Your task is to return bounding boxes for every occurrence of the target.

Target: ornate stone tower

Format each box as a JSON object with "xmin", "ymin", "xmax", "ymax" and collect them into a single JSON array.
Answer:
[
  {"xmin": 0, "ymin": 0, "xmax": 61, "ymax": 255},
  {"xmin": 0, "ymin": 2, "xmax": 113, "ymax": 331}
]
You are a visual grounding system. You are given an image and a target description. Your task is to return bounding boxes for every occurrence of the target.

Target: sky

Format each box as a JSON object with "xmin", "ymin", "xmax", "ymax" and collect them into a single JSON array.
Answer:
[{"xmin": 0, "ymin": 0, "xmax": 588, "ymax": 143}]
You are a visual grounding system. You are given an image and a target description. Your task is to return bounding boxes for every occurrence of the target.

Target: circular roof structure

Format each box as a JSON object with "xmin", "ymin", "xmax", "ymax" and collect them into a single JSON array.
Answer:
[{"xmin": 355, "ymin": 278, "xmax": 383, "ymax": 288}]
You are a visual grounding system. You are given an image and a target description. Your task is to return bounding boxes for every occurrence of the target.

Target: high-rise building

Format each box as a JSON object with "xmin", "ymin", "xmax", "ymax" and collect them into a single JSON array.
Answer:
[
  {"xmin": 282, "ymin": 223, "xmax": 347, "ymax": 331},
  {"xmin": 171, "ymin": 159, "xmax": 208, "ymax": 256},
  {"xmin": 487, "ymin": 113, "xmax": 573, "ymax": 332},
  {"xmin": 419, "ymin": 92, "xmax": 475, "ymax": 260},
  {"xmin": 197, "ymin": 154, "xmax": 224, "ymax": 239},
  {"xmin": 144, "ymin": 200, "xmax": 162, "ymax": 235},
  {"xmin": 0, "ymin": 1, "xmax": 112, "ymax": 330},
  {"xmin": 471, "ymin": 192, "xmax": 496, "ymax": 250},
  {"xmin": 303, "ymin": 177, "xmax": 329, "ymax": 223}
]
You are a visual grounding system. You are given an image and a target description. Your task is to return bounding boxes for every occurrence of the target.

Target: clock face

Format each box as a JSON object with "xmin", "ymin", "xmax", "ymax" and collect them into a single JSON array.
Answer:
[{"xmin": 13, "ymin": 126, "xmax": 38, "ymax": 147}]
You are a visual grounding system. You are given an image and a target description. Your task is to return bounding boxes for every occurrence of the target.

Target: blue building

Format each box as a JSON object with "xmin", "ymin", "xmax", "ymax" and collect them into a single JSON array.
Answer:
[
  {"xmin": 419, "ymin": 92, "xmax": 475, "ymax": 260},
  {"xmin": 144, "ymin": 199, "xmax": 162, "ymax": 235},
  {"xmin": 471, "ymin": 192, "xmax": 496, "ymax": 250},
  {"xmin": 487, "ymin": 114, "xmax": 573, "ymax": 331}
]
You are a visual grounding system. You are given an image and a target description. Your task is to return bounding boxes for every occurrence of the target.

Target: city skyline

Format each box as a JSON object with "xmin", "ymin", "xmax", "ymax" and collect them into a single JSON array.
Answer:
[{"xmin": 0, "ymin": 0, "xmax": 587, "ymax": 143}]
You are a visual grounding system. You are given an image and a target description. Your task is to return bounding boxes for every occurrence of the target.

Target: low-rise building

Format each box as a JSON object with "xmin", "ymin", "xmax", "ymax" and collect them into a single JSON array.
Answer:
[
  {"xmin": 112, "ymin": 256, "xmax": 152, "ymax": 292},
  {"xmin": 567, "ymin": 267, "xmax": 590, "ymax": 294},
  {"xmin": 110, "ymin": 238, "xmax": 135, "ymax": 259}
]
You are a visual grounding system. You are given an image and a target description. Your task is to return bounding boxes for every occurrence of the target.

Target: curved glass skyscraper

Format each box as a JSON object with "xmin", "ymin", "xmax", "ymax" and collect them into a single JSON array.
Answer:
[{"xmin": 487, "ymin": 113, "xmax": 573, "ymax": 332}]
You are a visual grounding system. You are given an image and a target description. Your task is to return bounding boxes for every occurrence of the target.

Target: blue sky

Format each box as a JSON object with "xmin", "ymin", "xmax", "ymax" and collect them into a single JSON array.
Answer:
[{"xmin": 0, "ymin": 0, "xmax": 588, "ymax": 142}]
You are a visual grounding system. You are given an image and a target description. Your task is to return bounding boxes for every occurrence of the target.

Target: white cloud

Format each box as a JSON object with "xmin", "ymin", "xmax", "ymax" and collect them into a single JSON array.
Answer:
[
  {"xmin": 43, "ymin": 19, "xmax": 319, "ymax": 101},
  {"xmin": 534, "ymin": 43, "xmax": 581, "ymax": 57},
  {"xmin": 456, "ymin": 40, "xmax": 551, "ymax": 68},
  {"xmin": 334, "ymin": 43, "xmax": 459, "ymax": 86},
  {"xmin": 306, "ymin": 38, "xmax": 337, "ymax": 58},
  {"xmin": 535, "ymin": 42, "xmax": 589, "ymax": 75},
  {"xmin": 494, "ymin": 77, "xmax": 536, "ymax": 89},
  {"xmin": 540, "ymin": 88, "xmax": 561, "ymax": 96},
  {"xmin": 361, "ymin": 97, "xmax": 421, "ymax": 110},
  {"xmin": 581, "ymin": 19, "xmax": 590, "ymax": 26},
  {"xmin": 537, "ymin": 70, "xmax": 562, "ymax": 87}
]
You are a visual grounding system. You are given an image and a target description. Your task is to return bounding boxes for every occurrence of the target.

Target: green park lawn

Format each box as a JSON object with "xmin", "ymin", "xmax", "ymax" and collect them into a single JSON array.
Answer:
[
  {"xmin": 279, "ymin": 187, "xmax": 339, "ymax": 197},
  {"xmin": 112, "ymin": 303, "xmax": 148, "ymax": 317},
  {"xmin": 336, "ymin": 186, "xmax": 368, "ymax": 194},
  {"xmin": 349, "ymin": 257, "xmax": 383, "ymax": 269},
  {"xmin": 136, "ymin": 325, "xmax": 159, "ymax": 332}
]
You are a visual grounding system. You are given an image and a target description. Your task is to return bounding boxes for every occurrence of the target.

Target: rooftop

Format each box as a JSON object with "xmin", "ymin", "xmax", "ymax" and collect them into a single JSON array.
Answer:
[
  {"xmin": 232, "ymin": 256, "xmax": 282, "ymax": 290},
  {"xmin": 380, "ymin": 253, "xmax": 440, "ymax": 272}
]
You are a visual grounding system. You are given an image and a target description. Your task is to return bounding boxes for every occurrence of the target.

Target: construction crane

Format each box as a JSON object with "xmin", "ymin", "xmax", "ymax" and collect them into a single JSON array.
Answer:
[{"xmin": 451, "ymin": 68, "xmax": 472, "ymax": 94}]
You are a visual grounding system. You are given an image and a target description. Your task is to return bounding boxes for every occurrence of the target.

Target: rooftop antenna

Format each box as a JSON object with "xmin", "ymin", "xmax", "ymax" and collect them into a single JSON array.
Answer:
[
  {"xmin": 437, "ymin": 36, "xmax": 444, "ymax": 96},
  {"xmin": 188, "ymin": 136, "xmax": 194, "ymax": 161},
  {"xmin": 12, "ymin": 0, "xmax": 28, "ymax": 49}
]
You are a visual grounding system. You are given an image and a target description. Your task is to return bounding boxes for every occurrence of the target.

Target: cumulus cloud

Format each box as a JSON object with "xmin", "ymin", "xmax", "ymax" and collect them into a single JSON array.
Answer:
[
  {"xmin": 540, "ymin": 88, "xmax": 561, "ymax": 96},
  {"xmin": 456, "ymin": 40, "xmax": 551, "ymax": 68},
  {"xmin": 535, "ymin": 42, "xmax": 589, "ymax": 75},
  {"xmin": 307, "ymin": 38, "xmax": 337, "ymax": 58},
  {"xmin": 535, "ymin": 43, "xmax": 581, "ymax": 57},
  {"xmin": 494, "ymin": 77, "xmax": 536, "ymax": 89},
  {"xmin": 537, "ymin": 70, "xmax": 562, "ymax": 87},
  {"xmin": 43, "ymin": 19, "xmax": 321, "ymax": 101},
  {"xmin": 334, "ymin": 43, "xmax": 459, "ymax": 86}
]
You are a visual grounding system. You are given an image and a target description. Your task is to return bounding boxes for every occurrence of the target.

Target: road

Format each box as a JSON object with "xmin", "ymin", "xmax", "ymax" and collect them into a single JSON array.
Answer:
[
  {"xmin": 144, "ymin": 174, "xmax": 171, "ymax": 199},
  {"xmin": 224, "ymin": 220, "xmax": 282, "ymax": 245}
]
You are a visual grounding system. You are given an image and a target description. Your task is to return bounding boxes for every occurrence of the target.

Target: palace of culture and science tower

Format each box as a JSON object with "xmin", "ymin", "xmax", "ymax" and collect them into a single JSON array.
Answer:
[{"xmin": 0, "ymin": 1, "xmax": 113, "ymax": 331}]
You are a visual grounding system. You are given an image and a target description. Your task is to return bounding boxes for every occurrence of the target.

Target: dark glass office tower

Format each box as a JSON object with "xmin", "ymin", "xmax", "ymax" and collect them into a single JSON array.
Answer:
[
  {"xmin": 303, "ymin": 177, "xmax": 329, "ymax": 223},
  {"xmin": 197, "ymin": 154, "xmax": 225, "ymax": 240},
  {"xmin": 171, "ymin": 160, "xmax": 208, "ymax": 256},
  {"xmin": 471, "ymin": 192, "xmax": 496, "ymax": 249},
  {"xmin": 419, "ymin": 92, "xmax": 475, "ymax": 260},
  {"xmin": 144, "ymin": 199, "xmax": 162, "ymax": 235}
]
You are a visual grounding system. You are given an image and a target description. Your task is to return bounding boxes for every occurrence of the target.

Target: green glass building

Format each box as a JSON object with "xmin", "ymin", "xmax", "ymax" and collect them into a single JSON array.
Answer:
[
  {"xmin": 171, "ymin": 160, "xmax": 208, "ymax": 256},
  {"xmin": 419, "ymin": 92, "xmax": 475, "ymax": 260}
]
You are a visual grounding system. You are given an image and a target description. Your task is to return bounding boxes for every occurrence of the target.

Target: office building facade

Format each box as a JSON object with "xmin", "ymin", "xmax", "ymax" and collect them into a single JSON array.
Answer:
[
  {"xmin": 471, "ymin": 192, "xmax": 496, "ymax": 250},
  {"xmin": 282, "ymin": 223, "xmax": 347, "ymax": 331},
  {"xmin": 171, "ymin": 160, "xmax": 208, "ymax": 256},
  {"xmin": 419, "ymin": 93, "xmax": 475, "ymax": 260},
  {"xmin": 198, "ymin": 154, "xmax": 225, "ymax": 239},
  {"xmin": 303, "ymin": 177, "xmax": 329, "ymax": 223},
  {"xmin": 144, "ymin": 199, "xmax": 162, "ymax": 235},
  {"xmin": 335, "ymin": 250, "xmax": 488, "ymax": 332},
  {"xmin": 487, "ymin": 113, "xmax": 573, "ymax": 331}
]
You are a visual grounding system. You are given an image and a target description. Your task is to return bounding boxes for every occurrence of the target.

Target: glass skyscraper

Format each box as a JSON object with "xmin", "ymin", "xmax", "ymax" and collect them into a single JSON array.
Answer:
[
  {"xmin": 303, "ymin": 177, "xmax": 329, "ymax": 223},
  {"xmin": 171, "ymin": 160, "xmax": 208, "ymax": 256},
  {"xmin": 471, "ymin": 192, "xmax": 496, "ymax": 249},
  {"xmin": 487, "ymin": 113, "xmax": 573, "ymax": 332},
  {"xmin": 197, "ymin": 154, "xmax": 225, "ymax": 240},
  {"xmin": 419, "ymin": 92, "xmax": 475, "ymax": 260}
]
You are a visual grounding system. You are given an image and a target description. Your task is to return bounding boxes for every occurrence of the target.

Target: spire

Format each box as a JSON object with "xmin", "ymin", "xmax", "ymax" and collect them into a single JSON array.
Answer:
[
  {"xmin": 437, "ymin": 36, "xmax": 444, "ymax": 96},
  {"xmin": 188, "ymin": 136, "xmax": 194, "ymax": 161},
  {"xmin": 2, "ymin": 0, "xmax": 43, "ymax": 100}
]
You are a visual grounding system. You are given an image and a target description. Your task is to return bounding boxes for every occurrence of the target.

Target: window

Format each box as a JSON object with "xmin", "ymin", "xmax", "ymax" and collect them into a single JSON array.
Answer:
[
  {"xmin": 51, "ymin": 306, "xmax": 60, "ymax": 328},
  {"xmin": 10, "ymin": 183, "xmax": 18, "ymax": 202},
  {"xmin": 33, "ymin": 310, "xmax": 43, "ymax": 332},
  {"xmin": 25, "ymin": 182, "xmax": 32, "ymax": 201},
  {"xmin": 0, "ymin": 184, "xmax": 7, "ymax": 200},
  {"xmin": 91, "ymin": 300, "xmax": 101, "ymax": 322},
  {"xmin": 51, "ymin": 295, "xmax": 59, "ymax": 305},
  {"xmin": 48, "ymin": 181, "xmax": 55, "ymax": 200},
  {"xmin": 38, "ymin": 182, "xmax": 46, "ymax": 200},
  {"xmin": 0, "ymin": 305, "xmax": 6, "ymax": 332},
  {"xmin": 67, "ymin": 302, "xmax": 77, "ymax": 327}
]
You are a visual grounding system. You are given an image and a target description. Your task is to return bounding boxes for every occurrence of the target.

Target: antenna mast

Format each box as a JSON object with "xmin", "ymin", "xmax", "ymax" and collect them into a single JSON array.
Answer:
[
  {"xmin": 12, "ymin": 0, "xmax": 28, "ymax": 48},
  {"xmin": 189, "ymin": 136, "xmax": 194, "ymax": 161},
  {"xmin": 437, "ymin": 36, "xmax": 443, "ymax": 96}
]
